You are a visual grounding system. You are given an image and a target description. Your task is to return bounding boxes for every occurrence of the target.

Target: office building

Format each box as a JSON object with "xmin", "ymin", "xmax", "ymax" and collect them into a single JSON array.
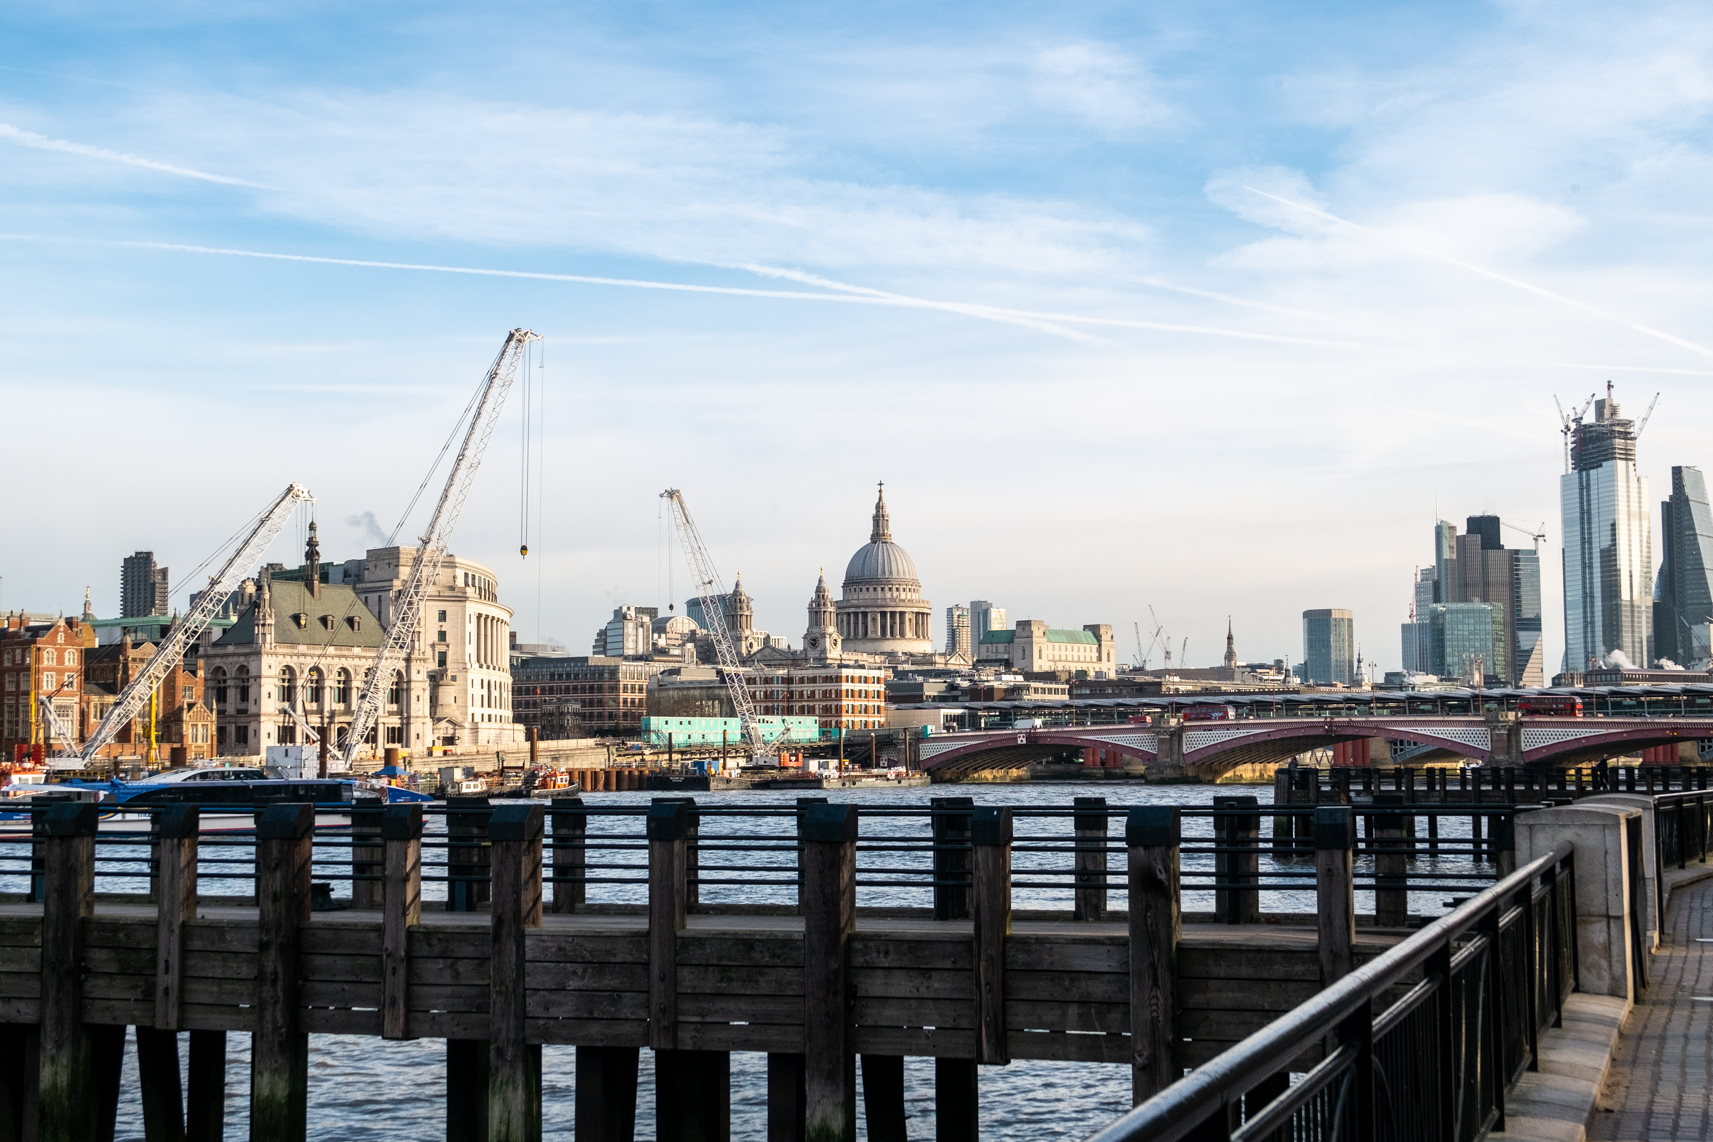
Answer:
[
  {"xmin": 1432, "ymin": 602, "xmax": 1504, "ymax": 685},
  {"xmin": 1301, "ymin": 609, "xmax": 1355, "ymax": 686},
  {"xmin": 978, "ymin": 620, "xmax": 1116, "ymax": 676},
  {"xmin": 1655, "ymin": 466, "xmax": 1713, "ymax": 667},
  {"xmin": 1561, "ymin": 385, "xmax": 1653, "ymax": 671},
  {"xmin": 969, "ymin": 601, "xmax": 1007, "ymax": 645},
  {"xmin": 120, "ymin": 552, "xmax": 170, "ymax": 618},
  {"xmin": 1416, "ymin": 518, "xmax": 1543, "ymax": 687},
  {"xmin": 593, "ymin": 606, "xmax": 657, "ymax": 658},
  {"xmin": 945, "ymin": 605, "xmax": 971, "ymax": 659}
]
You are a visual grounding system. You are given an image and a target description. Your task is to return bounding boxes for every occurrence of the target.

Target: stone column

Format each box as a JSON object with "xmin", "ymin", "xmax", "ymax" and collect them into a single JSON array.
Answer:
[{"xmin": 1513, "ymin": 803, "xmax": 1642, "ymax": 1003}]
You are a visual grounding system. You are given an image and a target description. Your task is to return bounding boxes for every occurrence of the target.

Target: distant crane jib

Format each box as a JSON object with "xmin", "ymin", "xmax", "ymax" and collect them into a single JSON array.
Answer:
[
  {"xmin": 660, "ymin": 489, "xmax": 773, "ymax": 764},
  {"xmin": 345, "ymin": 329, "xmax": 538, "ymax": 765},
  {"xmin": 77, "ymin": 481, "xmax": 315, "ymax": 765}
]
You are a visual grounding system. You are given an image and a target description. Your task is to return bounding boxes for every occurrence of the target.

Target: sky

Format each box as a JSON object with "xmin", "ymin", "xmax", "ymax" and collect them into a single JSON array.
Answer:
[{"xmin": 3, "ymin": 0, "xmax": 1713, "ymax": 675}]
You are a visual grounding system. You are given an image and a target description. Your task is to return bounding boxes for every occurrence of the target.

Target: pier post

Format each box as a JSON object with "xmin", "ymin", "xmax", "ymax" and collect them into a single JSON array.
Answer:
[
  {"xmin": 489, "ymin": 804, "xmax": 545, "ymax": 1142},
  {"xmin": 859, "ymin": 1054, "xmax": 904, "ymax": 1142},
  {"xmin": 934, "ymin": 1058, "xmax": 977, "ymax": 1142},
  {"xmin": 382, "ymin": 803, "xmax": 423, "ymax": 1041},
  {"xmin": 574, "ymin": 1047, "xmax": 639, "ymax": 1142},
  {"xmin": 765, "ymin": 1052, "xmax": 805, "ymax": 1142},
  {"xmin": 0, "ymin": 1023, "xmax": 40, "ymax": 1139},
  {"xmin": 656, "ymin": 1052, "xmax": 729, "ymax": 1142},
  {"xmin": 447, "ymin": 1039, "xmax": 491, "ymax": 1142},
  {"xmin": 1373, "ymin": 795, "xmax": 1407, "ymax": 928},
  {"xmin": 1213, "ymin": 796, "xmax": 1259, "ymax": 924},
  {"xmin": 801, "ymin": 803, "xmax": 857, "ymax": 1142},
  {"xmin": 795, "ymin": 796, "xmax": 828, "ymax": 915},
  {"xmin": 549, "ymin": 797, "xmax": 586, "ymax": 914},
  {"xmin": 153, "ymin": 804, "xmax": 199, "ymax": 1031},
  {"xmin": 252, "ymin": 802, "xmax": 313, "ymax": 1142},
  {"xmin": 1072, "ymin": 797, "xmax": 1107, "ymax": 920},
  {"xmin": 186, "ymin": 1031, "xmax": 225, "ymax": 1142},
  {"xmin": 652, "ymin": 797, "xmax": 700, "ymax": 910},
  {"xmin": 931, "ymin": 797, "xmax": 973, "ymax": 920},
  {"xmin": 1315, "ymin": 807, "xmax": 1355, "ymax": 987},
  {"xmin": 448, "ymin": 797, "xmax": 493, "ymax": 912},
  {"xmin": 350, "ymin": 805, "xmax": 383, "ymax": 911},
  {"xmin": 39, "ymin": 801, "xmax": 97, "ymax": 1142},
  {"xmin": 1127, "ymin": 805, "xmax": 1180, "ymax": 1104},
  {"xmin": 136, "ymin": 1026, "xmax": 185, "ymax": 1141},
  {"xmin": 92, "ymin": 1023, "xmax": 123, "ymax": 1142},
  {"xmin": 971, "ymin": 807, "xmax": 1011, "ymax": 1065},
  {"xmin": 648, "ymin": 801, "xmax": 690, "ymax": 1053}
]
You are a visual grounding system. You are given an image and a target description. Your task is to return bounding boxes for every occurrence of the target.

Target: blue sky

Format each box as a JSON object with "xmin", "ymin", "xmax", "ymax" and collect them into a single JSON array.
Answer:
[{"xmin": 3, "ymin": 0, "xmax": 1712, "ymax": 673}]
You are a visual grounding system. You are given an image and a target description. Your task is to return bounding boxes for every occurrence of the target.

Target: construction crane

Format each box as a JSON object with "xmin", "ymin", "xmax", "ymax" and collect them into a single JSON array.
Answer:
[
  {"xmin": 660, "ymin": 489, "xmax": 772, "ymax": 768},
  {"xmin": 1146, "ymin": 606, "xmax": 1171, "ymax": 671},
  {"xmin": 1132, "ymin": 622, "xmax": 1145, "ymax": 669},
  {"xmin": 1503, "ymin": 519, "xmax": 1547, "ymax": 554},
  {"xmin": 342, "ymin": 328, "xmax": 540, "ymax": 768},
  {"xmin": 1636, "ymin": 392, "xmax": 1661, "ymax": 438},
  {"xmin": 36, "ymin": 695, "xmax": 78, "ymax": 759},
  {"xmin": 71, "ymin": 481, "xmax": 315, "ymax": 768},
  {"xmin": 1553, "ymin": 393, "xmax": 1595, "ymax": 473}
]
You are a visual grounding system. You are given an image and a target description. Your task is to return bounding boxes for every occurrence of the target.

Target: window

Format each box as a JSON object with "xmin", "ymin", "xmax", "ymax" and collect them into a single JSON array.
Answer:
[
  {"xmin": 320, "ymin": 615, "xmax": 334, "ymax": 630},
  {"xmin": 438, "ymin": 630, "xmax": 447, "ymax": 642},
  {"xmin": 41, "ymin": 673, "xmax": 55, "ymax": 689},
  {"xmin": 387, "ymin": 672, "xmax": 402, "ymax": 706},
  {"xmin": 437, "ymin": 651, "xmax": 447, "ymax": 669},
  {"xmin": 217, "ymin": 725, "xmax": 227, "ymax": 745},
  {"xmin": 279, "ymin": 666, "xmax": 296, "ymax": 705},
  {"xmin": 279, "ymin": 722, "xmax": 297, "ymax": 745},
  {"xmin": 63, "ymin": 676, "xmax": 75, "ymax": 691},
  {"xmin": 63, "ymin": 650, "xmax": 75, "ymax": 667},
  {"xmin": 235, "ymin": 725, "xmax": 249, "ymax": 745},
  {"xmin": 212, "ymin": 668, "xmax": 228, "ymax": 706},
  {"xmin": 306, "ymin": 668, "xmax": 323, "ymax": 705},
  {"xmin": 292, "ymin": 613, "xmax": 307, "ymax": 629},
  {"xmin": 438, "ymin": 610, "xmax": 447, "ymax": 622},
  {"xmin": 347, "ymin": 616, "xmax": 362, "ymax": 632},
  {"xmin": 235, "ymin": 666, "xmax": 250, "ymax": 705},
  {"xmin": 335, "ymin": 670, "xmax": 351, "ymax": 706},
  {"xmin": 41, "ymin": 650, "xmax": 55, "ymax": 667}
]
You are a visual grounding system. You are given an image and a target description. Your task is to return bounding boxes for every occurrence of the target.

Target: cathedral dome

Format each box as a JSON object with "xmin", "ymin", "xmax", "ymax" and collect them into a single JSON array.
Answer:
[{"xmin": 841, "ymin": 486, "xmax": 919, "ymax": 585}]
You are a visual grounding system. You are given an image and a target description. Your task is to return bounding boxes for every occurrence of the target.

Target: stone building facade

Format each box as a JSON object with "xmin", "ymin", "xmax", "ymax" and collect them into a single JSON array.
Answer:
[
  {"xmin": 977, "ymin": 620, "xmax": 1117, "ymax": 677},
  {"xmin": 835, "ymin": 486, "xmax": 934, "ymax": 656}
]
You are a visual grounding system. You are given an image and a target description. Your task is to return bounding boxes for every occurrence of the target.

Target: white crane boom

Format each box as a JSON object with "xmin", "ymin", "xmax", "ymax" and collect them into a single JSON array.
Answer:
[
  {"xmin": 72, "ymin": 482, "xmax": 315, "ymax": 768},
  {"xmin": 342, "ymin": 329, "xmax": 539, "ymax": 768},
  {"xmin": 279, "ymin": 704, "xmax": 321, "ymax": 744},
  {"xmin": 659, "ymin": 489, "xmax": 773, "ymax": 766},
  {"xmin": 37, "ymin": 695, "xmax": 77, "ymax": 758}
]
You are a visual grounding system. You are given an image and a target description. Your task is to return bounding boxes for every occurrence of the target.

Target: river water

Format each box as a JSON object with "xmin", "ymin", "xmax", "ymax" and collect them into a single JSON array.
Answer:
[{"xmin": 100, "ymin": 781, "xmax": 1488, "ymax": 1140}]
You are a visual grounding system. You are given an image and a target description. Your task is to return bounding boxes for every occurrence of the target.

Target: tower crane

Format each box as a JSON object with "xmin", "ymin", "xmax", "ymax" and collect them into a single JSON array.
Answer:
[
  {"xmin": 1503, "ymin": 519, "xmax": 1547, "ymax": 554},
  {"xmin": 341, "ymin": 329, "xmax": 540, "ymax": 768},
  {"xmin": 36, "ymin": 695, "xmax": 78, "ymax": 759},
  {"xmin": 660, "ymin": 489, "xmax": 773, "ymax": 768},
  {"xmin": 69, "ymin": 482, "xmax": 316, "ymax": 768}
]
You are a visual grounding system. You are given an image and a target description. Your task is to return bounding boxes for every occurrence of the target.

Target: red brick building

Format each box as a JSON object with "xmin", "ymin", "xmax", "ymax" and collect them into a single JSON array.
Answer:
[{"xmin": 1, "ymin": 613, "xmax": 95, "ymax": 758}]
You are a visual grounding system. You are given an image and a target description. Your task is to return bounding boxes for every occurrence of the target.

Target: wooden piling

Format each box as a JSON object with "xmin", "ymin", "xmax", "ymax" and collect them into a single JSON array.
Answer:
[
  {"xmin": 1373, "ymin": 795, "xmax": 1407, "ymax": 927},
  {"xmin": 448, "ymin": 797, "xmax": 492, "ymax": 912},
  {"xmin": 1072, "ymin": 797, "xmax": 1107, "ymax": 921},
  {"xmin": 92, "ymin": 1023, "xmax": 123, "ymax": 1142},
  {"xmin": 801, "ymin": 803, "xmax": 857, "ymax": 1142},
  {"xmin": 766, "ymin": 1052, "xmax": 806, "ymax": 1142},
  {"xmin": 1315, "ymin": 806, "xmax": 1355, "ymax": 987},
  {"xmin": 653, "ymin": 797, "xmax": 700, "ymax": 909},
  {"xmin": 930, "ymin": 796, "xmax": 973, "ymax": 920},
  {"xmin": 794, "ymin": 797, "xmax": 829, "ymax": 915},
  {"xmin": 488, "ymin": 804, "xmax": 545, "ymax": 1142},
  {"xmin": 252, "ymin": 802, "xmax": 314, "ymax": 1142},
  {"xmin": 1213, "ymin": 795, "xmax": 1259, "ymax": 924},
  {"xmin": 648, "ymin": 801, "xmax": 690, "ymax": 1053},
  {"xmin": 574, "ymin": 1047, "xmax": 639, "ymax": 1142},
  {"xmin": 446, "ymin": 1037, "xmax": 490, "ymax": 1142},
  {"xmin": 39, "ymin": 800, "xmax": 97, "ymax": 1142},
  {"xmin": 550, "ymin": 797, "xmax": 586, "ymax": 914},
  {"xmin": 350, "ymin": 805, "xmax": 383, "ymax": 911},
  {"xmin": 1127, "ymin": 805, "xmax": 1180, "ymax": 1105},
  {"xmin": 971, "ymin": 807, "xmax": 1011, "ymax": 1066},
  {"xmin": 186, "ymin": 1031, "xmax": 225, "ymax": 1142},
  {"xmin": 382, "ymin": 803, "xmax": 424, "ymax": 1042},
  {"xmin": 859, "ymin": 1054, "xmax": 906, "ymax": 1142},
  {"xmin": 153, "ymin": 805, "xmax": 198, "ymax": 1032},
  {"xmin": 656, "ymin": 1051, "xmax": 729, "ymax": 1142},
  {"xmin": 136, "ymin": 1027, "xmax": 185, "ymax": 1142},
  {"xmin": 934, "ymin": 1059, "xmax": 978, "ymax": 1142}
]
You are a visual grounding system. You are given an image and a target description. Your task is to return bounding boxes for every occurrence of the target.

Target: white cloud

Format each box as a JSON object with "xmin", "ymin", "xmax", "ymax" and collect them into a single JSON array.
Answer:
[{"xmin": 1028, "ymin": 44, "xmax": 1169, "ymax": 130}]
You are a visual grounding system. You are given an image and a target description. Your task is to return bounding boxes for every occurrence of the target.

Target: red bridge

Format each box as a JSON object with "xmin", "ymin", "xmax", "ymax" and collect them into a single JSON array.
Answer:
[{"xmin": 917, "ymin": 715, "xmax": 1713, "ymax": 780}]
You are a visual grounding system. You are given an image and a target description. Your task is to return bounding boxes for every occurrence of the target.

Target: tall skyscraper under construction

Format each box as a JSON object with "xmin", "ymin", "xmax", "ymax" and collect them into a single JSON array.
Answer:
[{"xmin": 1561, "ymin": 385, "xmax": 1652, "ymax": 672}]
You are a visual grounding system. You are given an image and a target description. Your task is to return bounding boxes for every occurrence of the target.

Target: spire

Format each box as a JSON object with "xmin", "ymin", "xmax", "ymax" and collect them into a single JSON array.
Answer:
[
  {"xmin": 1223, "ymin": 617, "xmax": 1237, "ymax": 670},
  {"xmin": 306, "ymin": 521, "xmax": 322, "ymax": 599},
  {"xmin": 870, "ymin": 482, "xmax": 892, "ymax": 543},
  {"xmin": 82, "ymin": 587, "xmax": 95, "ymax": 624}
]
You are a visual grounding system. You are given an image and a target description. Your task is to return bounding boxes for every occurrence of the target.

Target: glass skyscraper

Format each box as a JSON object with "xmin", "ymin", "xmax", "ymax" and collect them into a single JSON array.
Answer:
[
  {"xmin": 1302, "ymin": 608, "xmax": 1355, "ymax": 685},
  {"xmin": 1654, "ymin": 465, "xmax": 1713, "ymax": 667},
  {"xmin": 1561, "ymin": 386, "xmax": 1652, "ymax": 672}
]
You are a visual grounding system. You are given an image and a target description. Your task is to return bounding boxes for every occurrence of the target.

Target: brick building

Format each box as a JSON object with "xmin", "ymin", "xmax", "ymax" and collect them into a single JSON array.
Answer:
[
  {"xmin": 512, "ymin": 656, "xmax": 661, "ymax": 738},
  {"xmin": 1, "ymin": 613, "xmax": 95, "ymax": 756},
  {"xmin": 750, "ymin": 663, "xmax": 890, "ymax": 732}
]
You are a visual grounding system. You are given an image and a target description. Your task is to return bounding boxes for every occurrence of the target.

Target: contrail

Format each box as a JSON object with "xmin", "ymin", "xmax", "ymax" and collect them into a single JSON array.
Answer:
[
  {"xmin": 1244, "ymin": 185, "xmax": 1713, "ymax": 359},
  {"xmin": 737, "ymin": 263, "xmax": 1377, "ymax": 349},
  {"xmin": 0, "ymin": 124, "xmax": 265, "ymax": 187}
]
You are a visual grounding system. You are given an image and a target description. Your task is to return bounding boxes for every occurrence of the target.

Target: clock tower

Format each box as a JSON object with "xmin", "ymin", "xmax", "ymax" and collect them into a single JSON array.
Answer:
[{"xmin": 803, "ymin": 570, "xmax": 841, "ymax": 661}]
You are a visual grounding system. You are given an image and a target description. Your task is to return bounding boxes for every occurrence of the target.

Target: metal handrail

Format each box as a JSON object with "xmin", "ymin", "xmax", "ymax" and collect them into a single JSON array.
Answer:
[{"xmin": 1086, "ymin": 839, "xmax": 1577, "ymax": 1142}]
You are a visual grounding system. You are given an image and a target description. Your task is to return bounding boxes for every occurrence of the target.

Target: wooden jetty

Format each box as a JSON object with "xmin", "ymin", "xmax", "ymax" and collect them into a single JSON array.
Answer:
[{"xmin": 0, "ymin": 787, "xmax": 1579, "ymax": 1141}]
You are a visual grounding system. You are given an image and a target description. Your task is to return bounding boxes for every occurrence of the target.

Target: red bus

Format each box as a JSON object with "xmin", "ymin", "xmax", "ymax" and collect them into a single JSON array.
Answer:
[
  {"xmin": 1125, "ymin": 714, "xmax": 1154, "ymax": 726},
  {"xmin": 1183, "ymin": 704, "xmax": 1237, "ymax": 723},
  {"xmin": 1518, "ymin": 696, "xmax": 1583, "ymax": 717}
]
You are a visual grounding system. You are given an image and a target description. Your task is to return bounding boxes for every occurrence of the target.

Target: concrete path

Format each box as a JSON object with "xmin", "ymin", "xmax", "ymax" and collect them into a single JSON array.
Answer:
[{"xmin": 1589, "ymin": 871, "xmax": 1713, "ymax": 1141}]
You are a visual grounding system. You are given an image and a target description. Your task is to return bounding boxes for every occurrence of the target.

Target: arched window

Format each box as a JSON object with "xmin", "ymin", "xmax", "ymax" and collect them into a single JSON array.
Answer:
[
  {"xmin": 305, "ymin": 668, "xmax": 323, "ymax": 706},
  {"xmin": 63, "ymin": 650, "xmax": 75, "ymax": 667},
  {"xmin": 212, "ymin": 668, "xmax": 228, "ymax": 707},
  {"xmin": 279, "ymin": 666, "xmax": 296, "ymax": 705},
  {"xmin": 235, "ymin": 665, "xmax": 250, "ymax": 704},
  {"xmin": 387, "ymin": 671, "xmax": 402, "ymax": 707},
  {"xmin": 41, "ymin": 649, "xmax": 55, "ymax": 667},
  {"xmin": 335, "ymin": 669, "xmax": 351, "ymax": 706}
]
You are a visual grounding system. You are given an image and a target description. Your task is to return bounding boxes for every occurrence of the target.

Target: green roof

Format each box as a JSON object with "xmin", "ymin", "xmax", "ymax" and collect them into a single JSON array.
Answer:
[
  {"xmin": 979, "ymin": 630, "xmax": 1015, "ymax": 644},
  {"xmin": 1046, "ymin": 629, "xmax": 1098, "ymax": 644},
  {"xmin": 216, "ymin": 579, "xmax": 385, "ymax": 648}
]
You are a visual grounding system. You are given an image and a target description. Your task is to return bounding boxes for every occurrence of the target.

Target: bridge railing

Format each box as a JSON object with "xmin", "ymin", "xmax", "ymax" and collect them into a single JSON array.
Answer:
[{"xmin": 1086, "ymin": 840, "xmax": 1578, "ymax": 1142}]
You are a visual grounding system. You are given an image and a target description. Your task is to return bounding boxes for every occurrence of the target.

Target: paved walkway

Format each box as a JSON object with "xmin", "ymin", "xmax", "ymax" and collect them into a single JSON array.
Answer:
[{"xmin": 1591, "ymin": 873, "xmax": 1713, "ymax": 1140}]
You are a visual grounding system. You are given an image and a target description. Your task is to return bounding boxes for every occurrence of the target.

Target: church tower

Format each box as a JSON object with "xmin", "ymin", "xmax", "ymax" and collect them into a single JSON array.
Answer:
[
  {"xmin": 1223, "ymin": 618, "xmax": 1237, "ymax": 670},
  {"xmin": 803, "ymin": 570, "xmax": 841, "ymax": 661},
  {"xmin": 728, "ymin": 574, "xmax": 753, "ymax": 633}
]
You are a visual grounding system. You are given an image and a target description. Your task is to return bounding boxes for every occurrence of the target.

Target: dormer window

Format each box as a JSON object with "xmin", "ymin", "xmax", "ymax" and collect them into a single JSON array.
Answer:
[
  {"xmin": 292, "ymin": 613, "xmax": 308, "ymax": 629},
  {"xmin": 347, "ymin": 616, "xmax": 362, "ymax": 632},
  {"xmin": 320, "ymin": 615, "xmax": 335, "ymax": 630}
]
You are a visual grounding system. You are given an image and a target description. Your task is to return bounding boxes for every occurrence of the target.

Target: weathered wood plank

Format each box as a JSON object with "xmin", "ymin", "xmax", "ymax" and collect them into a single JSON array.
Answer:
[
  {"xmin": 488, "ymin": 802, "xmax": 545, "ymax": 1142},
  {"xmin": 849, "ymin": 968, "xmax": 970, "ymax": 1001},
  {"xmin": 1006, "ymin": 1000, "xmax": 1127, "ymax": 1034},
  {"xmin": 1009, "ymin": 1030, "xmax": 1131, "ymax": 1064},
  {"xmin": 526, "ymin": 1018, "xmax": 648, "ymax": 1048},
  {"xmin": 527, "ymin": 934, "xmax": 648, "ymax": 964},
  {"xmin": 676, "ymin": 964, "xmax": 802, "ymax": 996},
  {"xmin": 84, "ymin": 946, "xmax": 154, "ymax": 975},
  {"xmin": 849, "ymin": 1026, "xmax": 974, "ymax": 1058},
  {"xmin": 524, "ymin": 962, "xmax": 648, "ymax": 992},
  {"xmin": 526, "ymin": 992, "xmax": 651, "ymax": 1021},
  {"xmin": 81, "ymin": 975, "xmax": 151, "ymax": 1002},
  {"xmin": 677, "ymin": 993, "xmax": 803, "ymax": 1025},
  {"xmin": 1129, "ymin": 806, "xmax": 1180, "ymax": 1105},
  {"xmin": 801, "ymin": 803, "xmax": 857, "ymax": 1142},
  {"xmin": 182, "ymin": 976, "xmax": 258, "ymax": 1006},
  {"xmin": 81, "ymin": 998, "xmax": 151, "ymax": 1026},
  {"xmin": 301, "ymin": 1008, "xmax": 381, "ymax": 1036},
  {"xmin": 300, "ymin": 926, "xmax": 382, "ymax": 956},
  {"xmin": 675, "ymin": 1022, "xmax": 804, "ymax": 1054},
  {"xmin": 1005, "ymin": 972, "xmax": 1128, "ymax": 1004},
  {"xmin": 0, "ymin": 974, "xmax": 43, "ymax": 999},
  {"xmin": 83, "ymin": 918, "xmax": 158, "ymax": 949},
  {"xmin": 178, "ymin": 951, "xmax": 257, "ymax": 982},
  {"xmin": 406, "ymin": 984, "xmax": 489, "ymax": 1012},
  {"xmin": 1176, "ymin": 978, "xmax": 1322, "ymax": 1012},
  {"xmin": 848, "ymin": 937, "xmax": 972, "ymax": 972},
  {"xmin": 405, "ymin": 929, "xmax": 489, "ymax": 959},
  {"xmin": 381, "ymin": 804, "xmax": 423, "ymax": 1043},
  {"xmin": 1005, "ymin": 940, "xmax": 1128, "ymax": 974},
  {"xmin": 404, "ymin": 1011, "xmax": 487, "ymax": 1039},
  {"xmin": 407, "ymin": 957, "xmax": 491, "ymax": 987},
  {"xmin": 252, "ymin": 804, "xmax": 313, "ymax": 1142},
  {"xmin": 180, "ymin": 1002, "xmax": 257, "ymax": 1033},
  {"xmin": 971, "ymin": 808, "xmax": 1011, "ymax": 1066},
  {"xmin": 300, "ymin": 954, "xmax": 381, "ymax": 983},
  {"xmin": 298, "ymin": 980, "xmax": 382, "ymax": 1009},
  {"xmin": 676, "ymin": 935, "xmax": 802, "ymax": 969},
  {"xmin": 154, "ymin": 806, "xmax": 199, "ymax": 1032},
  {"xmin": 40, "ymin": 806, "xmax": 98, "ymax": 1141},
  {"xmin": 646, "ymin": 802, "xmax": 689, "ymax": 1054},
  {"xmin": 182, "ymin": 923, "xmax": 259, "ymax": 955},
  {"xmin": 0, "ymin": 996, "xmax": 39, "ymax": 1022},
  {"xmin": 852, "ymin": 996, "xmax": 972, "ymax": 1030}
]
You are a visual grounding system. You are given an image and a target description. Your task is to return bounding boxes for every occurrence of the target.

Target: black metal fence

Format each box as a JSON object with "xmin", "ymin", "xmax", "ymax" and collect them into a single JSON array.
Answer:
[{"xmin": 1086, "ymin": 841, "xmax": 1578, "ymax": 1142}]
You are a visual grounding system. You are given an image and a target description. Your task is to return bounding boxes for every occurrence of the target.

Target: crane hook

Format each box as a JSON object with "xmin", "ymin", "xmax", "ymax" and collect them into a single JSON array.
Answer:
[{"xmin": 520, "ymin": 544, "xmax": 529, "ymax": 558}]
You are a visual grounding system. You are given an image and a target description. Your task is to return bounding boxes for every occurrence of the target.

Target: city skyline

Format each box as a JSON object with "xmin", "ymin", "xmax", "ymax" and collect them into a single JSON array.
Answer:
[{"xmin": 4, "ymin": 2, "xmax": 1713, "ymax": 675}]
